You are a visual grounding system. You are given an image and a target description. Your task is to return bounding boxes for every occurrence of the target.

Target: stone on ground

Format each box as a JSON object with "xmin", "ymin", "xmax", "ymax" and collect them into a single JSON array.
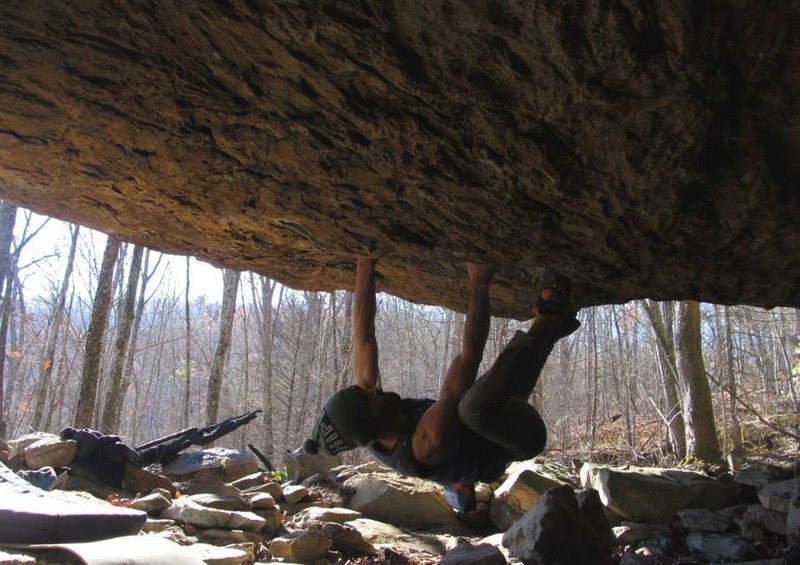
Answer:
[
  {"xmin": 185, "ymin": 542, "xmax": 250, "ymax": 565},
  {"xmin": 502, "ymin": 485, "xmax": 613, "ymax": 565},
  {"xmin": 163, "ymin": 448, "xmax": 259, "ymax": 483},
  {"xmin": 581, "ymin": 463, "xmax": 735, "ymax": 523},
  {"xmin": 130, "ymin": 491, "xmax": 172, "ymax": 514},
  {"xmin": 22, "ymin": 436, "xmax": 76, "ymax": 469},
  {"xmin": 197, "ymin": 528, "xmax": 261, "ymax": 545},
  {"xmin": 282, "ymin": 484, "xmax": 309, "ymax": 504},
  {"xmin": 743, "ymin": 505, "xmax": 788, "ymax": 536},
  {"xmin": 291, "ymin": 506, "xmax": 362, "ymax": 525},
  {"xmin": 344, "ymin": 472, "xmax": 458, "ymax": 530},
  {"xmin": 161, "ymin": 497, "xmax": 266, "ymax": 532},
  {"xmin": 439, "ymin": 540, "xmax": 506, "ymax": 565},
  {"xmin": 685, "ymin": 531, "xmax": 758, "ymax": 562},
  {"xmin": 285, "ymin": 446, "xmax": 338, "ymax": 482},
  {"xmin": 269, "ymin": 530, "xmax": 331, "ymax": 562},
  {"xmin": 489, "ymin": 464, "xmax": 563, "ymax": 530},
  {"xmin": 788, "ymin": 491, "xmax": 800, "ymax": 547},
  {"xmin": 678, "ymin": 508, "xmax": 734, "ymax": 532},
  {"xmin": 758, "ymin": 479, "xmax": 799, "ymax": 513}
]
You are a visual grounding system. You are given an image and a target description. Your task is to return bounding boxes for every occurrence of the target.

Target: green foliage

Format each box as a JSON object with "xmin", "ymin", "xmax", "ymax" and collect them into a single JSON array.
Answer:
[{"xmin": 270, "ymin": 467, "xmax": 288, "ymax": 482}]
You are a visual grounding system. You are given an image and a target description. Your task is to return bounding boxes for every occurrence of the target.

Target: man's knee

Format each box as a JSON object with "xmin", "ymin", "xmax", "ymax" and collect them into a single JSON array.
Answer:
[
  {"xmin": 457, "ymin": 389, "xmax": 490, "ymax": 430},
  {"xmin": 517, "ymin": 426, "xmax": 547, "ymax": 459}
]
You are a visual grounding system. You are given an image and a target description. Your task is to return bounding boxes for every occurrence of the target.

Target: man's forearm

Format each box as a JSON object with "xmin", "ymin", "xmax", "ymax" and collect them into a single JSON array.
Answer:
[
  {"xmin": 353, "ymin": 257, "xmax": 379, "ymax": 388},
  {"xmin": 440, "ymin": 265, "xmax": 492, "ymax": 398},
  {"xmin": 460, "ymin": 273, "xmax": 491, "ymax": 376}
]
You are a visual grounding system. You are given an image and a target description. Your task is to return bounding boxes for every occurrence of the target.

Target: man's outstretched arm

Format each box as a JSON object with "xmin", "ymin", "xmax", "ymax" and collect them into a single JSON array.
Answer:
[
  {"xmin": 412, "ymin": 263, "xmax": 493, "ymax": 464},
  {"xmin": 353, "ymin": 257, "xmax": 380, "ymax": 390}
]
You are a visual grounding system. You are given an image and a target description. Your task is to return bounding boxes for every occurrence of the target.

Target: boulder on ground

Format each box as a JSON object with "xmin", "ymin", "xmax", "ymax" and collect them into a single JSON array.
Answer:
[
  {"xmin": 291, "ymin": 506, "xmax": 362, "ymax": 525},
  {"xmin": 197, "ymin": 527, "xmax": 261, "ymax": 545},
  {"xmin": 677, "ymin": 508, "xmax": 733, "ymax": 532},
  {"xmin": 685, "ymin": 531, "xmax": 758, "ymax": 562},
  {"xmin": 344, "ymin": 472, "xmax": 458, "ymax": 530},
  {"xmin": 346, "ymin": 517, "xmax": 450, "ymax": 558},
  {"xmin": 163, "ymin": 448, "xmax": 259, "ymax": 483},
  {"xmin": 185, "ymin": 542, "xmax": 250, "ymax": 565},
  {"xmin": 161, "ymin": 497, "xmax": 266, "ymax": 532},
  {"xmin": 22, "ymin": 436, "xmax": 76, "ymax": 469},
  {"xmin": 310, "ymin": 521, "xmax": 378, "ymax": 556},
  {"xmin": 734, "ymin": 464, "xmax": 794, "ymax": 488},
  {"xmin": 743, "ymin": 505, "xmax": 788, "ymax": 536},
  {"xmin": 758, "ymin": 479, "xmax": 799, "ymax": 513},
  {"xmin": 123, "ymin": 463, "xmax": 177, "ymax": 496},
  {"xmin": 502, "ymin": 485, "xmax": 614, "ymax": 565},
  {"xmin": 130, "ymin": 491, "xmax": 172, "ymax": 514},
  {"xmin": 581, "ymin": 463, "xmax": 735, "ymax": 523},
  {"xmin": 439, "ymin": 540, "xmax": 506, "ymax": 565},
  {"xmin": 269, "ymin": 530, "xmax": 331, "ymax": 563},
  {"xmin": 788, "ymin": 491, "xmax": 800, "ymax": 547},
  {"xmin": 285, "ymin": 446, "xmax": 338, "ymax": 482},
  {"xmin": 489, "ymin": 463, "xmax": 563, "ymax": 530},
  {"xmin": 282, "ymin": 484, "xmax": 309, "ymax": 504}
]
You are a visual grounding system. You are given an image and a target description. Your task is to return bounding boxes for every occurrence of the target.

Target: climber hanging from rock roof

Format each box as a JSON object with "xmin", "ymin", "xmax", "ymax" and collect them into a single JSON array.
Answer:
[{"xmin": 302, "ymin": 256, "xmax": 580, "ymax": 511}]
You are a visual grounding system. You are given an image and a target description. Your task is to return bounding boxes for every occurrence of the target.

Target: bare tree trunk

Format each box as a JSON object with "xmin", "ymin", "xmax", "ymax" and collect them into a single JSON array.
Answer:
[
  {"xmin": 183, "ymin": 256, "xmax": 191, "ymax": 427},
  {"xmin": 643, "ymin": 300, "xmax": 687, "ymax": 458},
  {"xmin": 675, "ymin": 301, "xmax": 721, "ymax": 463},
  {"xmin": 0, "ymin": 201, "xmax": 16, "ymax": 437},
  {"xmin": 101, "ymin": 244, "xmax": 144, "ymax": 432},
  {"xmin": 74, "ymin": 235, "xmax": 120, "ymax": 429},
  {"xmin": 589, "ymin": 307, "xmax": 600, "ymax": 450},
  {"xmin": 206, "ymin": 268, "xmax": 240, "ymax": 425},
  {"xmin": 32, "ymin": 225, "xmax": 80, "ymax": 429},
  {"xmin": 722, "ymin": 306, "xmax": 744, "ymax": 461}
]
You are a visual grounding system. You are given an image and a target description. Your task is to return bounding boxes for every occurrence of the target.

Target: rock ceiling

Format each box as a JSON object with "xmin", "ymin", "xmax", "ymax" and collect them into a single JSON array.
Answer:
[{"xmin": 0, "ymin": 1, "xmax": 798, "ymax": 318}]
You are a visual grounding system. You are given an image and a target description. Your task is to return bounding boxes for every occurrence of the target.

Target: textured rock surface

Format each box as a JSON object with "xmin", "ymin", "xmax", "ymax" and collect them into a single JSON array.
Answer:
[{"xmin": 0, "ymin": 2, "xmax": 799, "ymax": 317}]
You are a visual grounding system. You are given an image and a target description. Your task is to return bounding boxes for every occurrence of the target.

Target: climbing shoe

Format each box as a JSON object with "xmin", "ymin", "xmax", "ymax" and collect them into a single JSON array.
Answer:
[{"xmin": 535, "ymin": 270, "xmax": 572, "ymax": 316}]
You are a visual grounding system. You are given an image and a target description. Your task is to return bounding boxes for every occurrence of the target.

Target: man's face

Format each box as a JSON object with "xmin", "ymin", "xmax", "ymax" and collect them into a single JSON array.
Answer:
[{"xmin": 359, "ymin": 387, "xmax": 401, "ymax": 429}]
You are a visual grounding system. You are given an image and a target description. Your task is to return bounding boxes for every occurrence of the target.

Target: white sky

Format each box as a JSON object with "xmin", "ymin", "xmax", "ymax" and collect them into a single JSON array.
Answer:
[{"xmin": 15, "ymin": 210, "xmax": 226, "ymax": 301}]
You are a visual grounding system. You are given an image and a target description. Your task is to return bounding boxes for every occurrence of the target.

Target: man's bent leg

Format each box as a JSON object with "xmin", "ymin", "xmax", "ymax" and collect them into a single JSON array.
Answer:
[
  {"xmin": 456, "ymin": 314, "xmax": 573, "ymax": 458},
  {"xmin": 459, "ymin": 396, "xmax": 547, "ymax": 460}
]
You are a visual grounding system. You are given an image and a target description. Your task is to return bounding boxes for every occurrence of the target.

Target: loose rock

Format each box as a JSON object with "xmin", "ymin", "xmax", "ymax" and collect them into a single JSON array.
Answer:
[{"xmin": 269, "ymin": 530, "xmax": 332, "ymax": 563}]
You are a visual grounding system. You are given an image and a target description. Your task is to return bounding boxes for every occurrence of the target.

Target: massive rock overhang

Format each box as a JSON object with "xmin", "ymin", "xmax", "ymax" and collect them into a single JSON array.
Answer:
[{"xmin": 0, "ymin": 1, "xmax": 798, "ymax": 319}]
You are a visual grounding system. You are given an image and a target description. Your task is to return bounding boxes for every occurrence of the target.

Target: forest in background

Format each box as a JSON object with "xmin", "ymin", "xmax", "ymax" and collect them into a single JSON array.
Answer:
[{"xmin": 0, "ymin": 202, "xmax": 798, "ymax": 469}]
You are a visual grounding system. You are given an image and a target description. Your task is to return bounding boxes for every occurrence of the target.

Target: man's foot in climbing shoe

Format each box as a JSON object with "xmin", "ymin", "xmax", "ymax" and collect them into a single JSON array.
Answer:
[
  {"xmin": 444, "ymin": 482, "xmax": 477, "ymax": 513},
  {"xmin": 531, "ymin": 270, "xmax": 572, "ymax": 318},
  {"xmin": 554, "ymin": 310, "xmax": 581, "ymax": 340}
]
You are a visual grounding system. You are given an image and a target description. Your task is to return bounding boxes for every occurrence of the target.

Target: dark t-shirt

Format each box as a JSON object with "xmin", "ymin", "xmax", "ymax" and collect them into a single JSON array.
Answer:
[{"xmin": 366, "ymin": 397, "xmax": 508, "ymax": 484}]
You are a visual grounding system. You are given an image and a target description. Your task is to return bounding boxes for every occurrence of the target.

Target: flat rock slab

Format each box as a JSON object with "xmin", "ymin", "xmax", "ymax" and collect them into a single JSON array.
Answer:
[
  {"xmin": 581, "ymin": 463, "xmax": 735, "ymax": 523},
  {"xmin": 439, "ymin": 541, "xmax": 506, "ymax": 565},
  {"xmin": 22, "ymin": 437, "xmax": 76, "ymax": 469},
  {"xmin": 758, "ymin": 479, "xmax": 799, "ymax": 513},
  {"xmin": 161, "ymin": 497, "xmax": 266, "ymax": 533},
  {"xmin": 346, "ymin": 517, "xmax": 451, "ymax": 558},
  {"xmin": 678, "ymin": 508, "xmax": 733, "ymax": 533},
  {"xmin": 269, "ymin": 530, "xmax": 331, "ymax": 563},
  {"xmin": 163, "ymin": 448, "xmax": 259, "ymax": 483},
  {"xmin": 490, "ymin": 464, "xmax": 563, "ymax": 530},
  {"xmin": 292, "ymin": 506, "xmax": 363, "ymax": 525},
  {"xmin": 685, "ymin": 531, "xmax": 758, "ymax": 563},
  {"xmin": 0, "ymin": 462, "xmax": 146, "ymax": 544},
  {"xmin": 344, "ymin": 472, "xmax": 459, "ymax": 531}
]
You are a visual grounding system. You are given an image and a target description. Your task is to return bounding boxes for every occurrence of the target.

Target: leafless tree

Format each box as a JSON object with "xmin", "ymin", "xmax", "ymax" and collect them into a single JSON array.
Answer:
[
  {"xmin": 32, "ymin": 225, "xmax": 80, "ymax": 430},
  {"xmin": 206, "ymin": 268, "xmax": 240, "ymax": 425},
  {"xmin": 0, "ymin": 201, "xmax": 16, "ymax": 437},
  {"xmin": 74, "ymin": 235, "xmax": 120, "ymax": 429},
  {"xmin": 101, "ymin": 244, "xmax": 144, "ymax": 432},
  {"xmin": 676, "ymin": 301, "xmax": 721, "ymax": 462}
]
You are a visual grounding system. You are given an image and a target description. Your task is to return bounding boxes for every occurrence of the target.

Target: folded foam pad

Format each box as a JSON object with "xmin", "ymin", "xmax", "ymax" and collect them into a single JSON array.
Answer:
[{"xmin": 0, "ymin": 462, "xmax": 146, "ymax": 543}]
